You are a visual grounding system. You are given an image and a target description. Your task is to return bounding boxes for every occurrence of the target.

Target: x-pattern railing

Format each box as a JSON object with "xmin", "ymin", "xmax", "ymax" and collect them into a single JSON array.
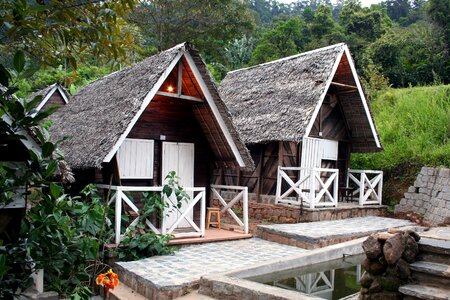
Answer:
[
  {"xmin": 347, "ymin": 169, "xmax": 383, "ymax": 206},
  {"xmin": 276, "ymin": 166, "xmax": 338, "ymax": 208},
  {"xmin": 210, "ymin": 184, "xmax": 248, "ymax": 234},
  {"xmin": 97, "ymin": 184, "xmax": 205, "ymax": 245}
]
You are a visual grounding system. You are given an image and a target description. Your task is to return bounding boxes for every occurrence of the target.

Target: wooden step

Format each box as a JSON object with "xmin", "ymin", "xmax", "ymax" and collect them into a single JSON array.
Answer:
[
  {"xmin": 108, "ymin": 282, "xmax": 147, "ymax": 300},
  {"xmin": 399, "ymin": 284, "xmax": 450, "ymax": 300}
]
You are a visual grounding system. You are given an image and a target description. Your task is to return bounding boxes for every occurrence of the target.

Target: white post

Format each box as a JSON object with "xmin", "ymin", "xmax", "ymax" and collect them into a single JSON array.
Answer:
[
  {"xmin": 243, "ymin": 187, "xmax": 249, "ymax": 234},
  {"xmin": 115, "ymin": 189, "xmax": 122, "ymax": 245},
  {"xmin": 31, "ymin": 268, "xmax": 44, "ymax": 293},
  {"xmin": 359, "ymin": 173, "xmax": 364, "ymax": 206},
  {"xmin": 333, "ymin": 170, "xmax": 339, "ymax": 207},
  {"xmin": 200, "ymin": 189, "xmax": 206, "ymax": 237},
  {"xmin": 346, "ymin": 168, "xmax": 350, "ymax": 188},
  {"xmin": 310, "ymin": 169, "xmax": 315, "ymax": 209},
  {"xmin": 275, "ymin": 166, "xmax": 282, "ymax": 203},
  {"xmin": 378, "ymin": 172, "xmax": 383, "ymax": 205}
]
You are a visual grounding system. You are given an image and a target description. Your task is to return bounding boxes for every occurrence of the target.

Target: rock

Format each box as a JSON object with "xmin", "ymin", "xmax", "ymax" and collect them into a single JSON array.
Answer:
[
  {"xmin": 362, "ymin": 258, "xmax": 387, "ymax": 275},
  {"xmin": 363, "ymin": 235, "xmax": 382, "ymax": 259},
  {"xmin": 378, "ymin": 275, "xmax": 401, "ymax": 292},
  {"xmin": 360, "ymin": 287, "xmax": 369, "ymax": 295},
  {"xmin": 395, "ymin": 259, "xmax": 411, "ymax": 280},
  {"xmin": 383, "ymin": 233, "xmax": 405, "ymax": 265},
  {"xmin": 402, "ymin": 235, "xmax": 419, "ymax": 263},
  {"xmin": 368, "ymin": 280, "xmax": 382, "ymax": 293},
  {"xmin": 406, "ymin": 230, "xmax": 420, "ymax": 242},
  {"xmin": 360, "ymin": 273, "xmax": 374, "ymax": 288},
  {"xmin": 378, "ymin": 256, "xmax": 387, "ymax": 266}
]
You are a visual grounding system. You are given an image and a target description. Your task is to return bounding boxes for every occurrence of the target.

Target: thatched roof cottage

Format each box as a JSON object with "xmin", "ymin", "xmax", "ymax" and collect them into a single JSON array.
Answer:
[
  {"xmin": 50, "ymin": 43, "xmax": 254, "ymax": 239},
  {"xmin": 217, "ymin": 43, "xmax": 383, "ymax": 208},
  {"xmin": 51, "ymin": 42, "xmax": 252, "ymax": 188},
  {"xmin": 28, "ymin": 83, "xmax": 70, "ymax": 112}
]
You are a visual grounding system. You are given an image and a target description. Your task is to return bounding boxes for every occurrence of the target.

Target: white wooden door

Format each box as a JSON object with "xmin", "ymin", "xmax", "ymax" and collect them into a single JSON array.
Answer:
[{"xmin": 162, "ymin": 142, "xmax": 194, "ymax": 229}]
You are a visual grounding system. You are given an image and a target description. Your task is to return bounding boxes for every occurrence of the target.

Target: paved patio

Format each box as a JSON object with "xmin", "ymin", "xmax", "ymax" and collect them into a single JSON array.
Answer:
[
  {"xmin": 116, "ymin": 238, "xmax": 306, "ymax": 288},
  {"xmin": 257, "ymin": 216, "xmax": 414, "ymax": 247}
]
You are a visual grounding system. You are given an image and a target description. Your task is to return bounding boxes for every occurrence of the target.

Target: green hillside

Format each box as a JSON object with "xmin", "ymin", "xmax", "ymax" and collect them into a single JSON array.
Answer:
[{"xmin": 352, "ymin": 84, "xmax": 450, "ymax": 202}]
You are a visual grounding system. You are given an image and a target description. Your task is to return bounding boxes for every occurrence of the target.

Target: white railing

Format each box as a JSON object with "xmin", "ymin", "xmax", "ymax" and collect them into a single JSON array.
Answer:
[
  {"xmin": 210, "ymin": 184, "xmax": 248, "ymax": 234},
  {"xmin": 97, "ymin": 185, "xmax": 206, "ymax": 245},
  {"xmin": 347, "ymin": 169, "xmax": 383, "ymax": 206},
  {"xmin": 275, "ymin": 167, "xmax": 338, "ymax": 209}
]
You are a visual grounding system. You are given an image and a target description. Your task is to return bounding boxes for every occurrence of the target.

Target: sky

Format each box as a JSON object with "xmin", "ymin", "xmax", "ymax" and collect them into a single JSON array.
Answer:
[{"xmin": 277, "ymin": 0, "xmax": 383, "ymax": 6}]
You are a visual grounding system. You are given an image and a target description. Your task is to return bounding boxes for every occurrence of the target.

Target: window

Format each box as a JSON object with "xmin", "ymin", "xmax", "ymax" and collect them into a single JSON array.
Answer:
[{"xmin": 117, "ymin": 138, "xmax": 154, "ymax": 179}]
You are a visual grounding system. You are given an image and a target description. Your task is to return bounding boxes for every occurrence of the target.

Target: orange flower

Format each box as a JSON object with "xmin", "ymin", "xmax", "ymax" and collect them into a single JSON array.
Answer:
[{"xmin": 96, "ymin": 269, "xmax": 119, "ymax": 292}]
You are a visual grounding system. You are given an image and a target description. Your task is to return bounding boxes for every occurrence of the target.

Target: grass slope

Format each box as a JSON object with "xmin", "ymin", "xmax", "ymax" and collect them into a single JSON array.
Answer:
[{"xmin": 352, "ymin": 85, "xmax": 450, "ymax": 203}]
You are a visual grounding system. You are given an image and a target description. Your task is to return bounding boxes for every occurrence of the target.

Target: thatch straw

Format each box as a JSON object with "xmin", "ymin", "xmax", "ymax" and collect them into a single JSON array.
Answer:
[
  {"xmin": 50, "ymin": 43, "xmax": 253, "ymax": 170},
  {"xmin": 220, "ymin": 44, "xmax": 346, "ymax": 145}
]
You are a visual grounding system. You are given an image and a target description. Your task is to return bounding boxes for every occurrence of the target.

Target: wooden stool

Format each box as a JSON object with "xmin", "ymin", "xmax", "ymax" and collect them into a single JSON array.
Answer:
[{"xmin": 206, "ymin": 207, "xmax": 221, "ymax": 229}]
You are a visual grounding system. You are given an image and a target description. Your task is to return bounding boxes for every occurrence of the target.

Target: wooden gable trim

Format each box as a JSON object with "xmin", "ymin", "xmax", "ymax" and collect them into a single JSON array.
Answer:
[
  {"xmin": 183, "ymin": 51, "xmax": 246, "ymax": 168},
  {"xmin": 304, "ymin": 45, "xmax": 381, "ymax": 149},
  {"xmin": 102, "ymin": 50, "xmax": 184, "ymax": 164},
  {"xmin": 1, "ymin": 114, "xmax": 40, "ymax": 153},
  {"xmin": 304, "ymin": 48, "xmax": 344, "ymax": 138},
  {"xmin": 342, "ymin": 46, "xmax": 381, "ymax": 148},
  {"xmin": 35, "ymin": 84, "xmax": 70, "ymax": 112}
]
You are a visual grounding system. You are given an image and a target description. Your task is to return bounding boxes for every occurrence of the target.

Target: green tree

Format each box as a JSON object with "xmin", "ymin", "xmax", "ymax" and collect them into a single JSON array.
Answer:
[
  {"xmin": 0, "ymin": 0, "xmax": 138, "ymax": 73},
  {"xmin": 129, "ymin": 0, "xmax": 255, "ymax": 61},
  {"xmin": 225, "ymin": 36, "xmax": 255, "ymax": 70},
  {"xmin": 250, "ymin": 17, "xmax": 305, "ymax": 64},
  {"xmin": 427, "ymin": 0, "xmax": 450, "ymax": 46},
  {"xmin": 310, "ymin": 4, "xmax": 336, "ymax": 39}
]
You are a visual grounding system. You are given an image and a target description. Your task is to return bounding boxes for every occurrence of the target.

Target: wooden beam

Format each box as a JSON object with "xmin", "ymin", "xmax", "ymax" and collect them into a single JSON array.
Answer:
[
  {"xmin": 156, "ymin": 91, "xmax": 204, "ymax": 103},
  {"xmin": 177, "ymin": 61, "xmax": 182, "ymax": 96},
  {"xmin": 331, "ymin": 82, "xmax": 358, "ymax": 89}
]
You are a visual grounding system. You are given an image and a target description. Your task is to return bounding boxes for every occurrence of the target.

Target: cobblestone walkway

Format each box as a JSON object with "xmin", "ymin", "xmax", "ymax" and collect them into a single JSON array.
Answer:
[
  {"xmin": 116, "ymin": 238, "xmax": 306, "ymax": 287},
  {"xmin": 259, "ymin": 216, "xmax": 414, "ymax": 241}
]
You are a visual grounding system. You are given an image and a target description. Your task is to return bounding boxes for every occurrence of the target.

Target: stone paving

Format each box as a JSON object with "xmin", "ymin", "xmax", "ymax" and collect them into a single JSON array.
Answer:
[
  {"xmin": 116, "ymin": 238, "xmax": 306, "ymax": 287},
  {"xmin": 258, "ymin": 216, "xmax": 414, "ymax": 242}
]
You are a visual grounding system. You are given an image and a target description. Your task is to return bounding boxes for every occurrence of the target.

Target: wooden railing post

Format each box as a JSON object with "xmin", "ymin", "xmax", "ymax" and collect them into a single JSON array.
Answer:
[
  {"xmin": 275, "ymin": 166, "xmax": 282, "ymax": 203},
  {"xmin": 359, "ymin": 173, "xmax": 364, "ymax": 206},
  {"xmin": 200, "ymin": 189, "xmax": 206, "ymax": 237},
  {"xmin": 115, "ymin": 189, "xmax": 122, "ymax": 245},
  {"xmin": 378, "ymin": 172, "xmax": 383, "ymax": 205},
  {"xmin": 310, "ymin": 169, "xmax": 316, "ymax": 209},
  {"xmin": 243, "ymin": 187, "xmax": 249, "ymax": 234}
]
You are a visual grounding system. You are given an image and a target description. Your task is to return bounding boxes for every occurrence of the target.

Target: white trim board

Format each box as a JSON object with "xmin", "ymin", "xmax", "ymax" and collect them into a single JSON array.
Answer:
[
  {"xmin": 183, "ymin": 51, "xmax": 246, "ymax": 167},
  {"xmin": 304, "ymin": 47, "xmax": 345, "ymax": 137},
  {"xmin": 103, "ymin": 49, "xmax": 246, "ymax": 167},
  {"xmin": 343, "ymin": 46, "xmax": 381, "ymax": 148},
  {"xmin": 35, "ymin": 84, "xmax": 69, "ymax": 112},
  {"xmin": 304, "ymin": 45, "xmax": 381, "ymax": 149},
  {"xmin": 102, "ymin": 51, "xmax": 184, "ymax": 163}
]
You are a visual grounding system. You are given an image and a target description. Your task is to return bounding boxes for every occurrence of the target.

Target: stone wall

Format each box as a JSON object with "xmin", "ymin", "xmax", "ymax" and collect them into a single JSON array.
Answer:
[{"xmin": 395, "ymin": 167, "xmax": 450, "ymax": 226}]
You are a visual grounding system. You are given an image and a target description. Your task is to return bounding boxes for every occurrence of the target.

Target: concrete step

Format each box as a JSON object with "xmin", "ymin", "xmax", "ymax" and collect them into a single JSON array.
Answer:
[
  {"xmin": 419, "ymin": 238, "xmax": 450, "ymax": 256},
  {"xmin": 417, "ymin": 252, "xmax": 450, "ymax": 265},
  {"xmin": 399, "ymin": 284, "xmax": 450, "ymax": 300},
  {"xmin": 108, "ymin": 282, "xmax": 147, "ymax": 300},
  {"xmin": 411, "ymin": 261, "xmax": 450, "ymax": 278}
]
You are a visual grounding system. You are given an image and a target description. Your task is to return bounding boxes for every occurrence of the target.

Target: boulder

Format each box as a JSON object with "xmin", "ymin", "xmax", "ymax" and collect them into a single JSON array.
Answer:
[
  {"xmin": 383, "ymin": 233, "xmax": 405, "ymax": 265},
  {"xmin": 360, "ymin": 273, "xmax": 374, "ymax": 288},
  {"xmin": 402, "ymin": 235, "xmax": 419, "ymax": 263},
  {"xmin": 362, "ymin": 258, "xmax": 387, "ymax": 275},
  {"xmin": 363, "ymin": 235, "xmax": 382, "ymax": 259}
]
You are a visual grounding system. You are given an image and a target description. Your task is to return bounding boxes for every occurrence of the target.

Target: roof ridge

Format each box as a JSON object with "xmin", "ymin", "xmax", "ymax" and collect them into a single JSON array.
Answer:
[{"xmin": 228, "ymin": 43, "xmax": 346, "ymax": 75}]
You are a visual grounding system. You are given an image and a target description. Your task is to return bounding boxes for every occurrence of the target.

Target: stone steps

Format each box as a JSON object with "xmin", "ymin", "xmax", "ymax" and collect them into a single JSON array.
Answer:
[
  {"xmin": 410, "ymin": 261, "xmax": 450, "ymax": 279},
  {"xmin": 399, "ymin": 234, "xmax": 450, "ymax": 300},
  {"xmin": 399, "ymin": 284, "xmax": 450, "ymax": 300}
]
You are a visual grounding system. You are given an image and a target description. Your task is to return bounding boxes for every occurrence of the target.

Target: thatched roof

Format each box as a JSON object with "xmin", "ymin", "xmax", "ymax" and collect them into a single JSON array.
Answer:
[
  {"xmin": 220, "ymin": 43, "xmax": 381, "ymax": 152},
  {"xmin": 50, "ymin": 43, "xmax": 253, "ymax": 170},
  {"xmin": 28, "ymin": 83, "xmax": 70, "ymax": 111}
]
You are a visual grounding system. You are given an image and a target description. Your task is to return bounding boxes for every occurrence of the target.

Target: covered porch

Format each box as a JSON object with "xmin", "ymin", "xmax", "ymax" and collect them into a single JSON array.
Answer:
[{"xmin": 97, "ymin": 184, "xmax": 251, "ymax": 245}]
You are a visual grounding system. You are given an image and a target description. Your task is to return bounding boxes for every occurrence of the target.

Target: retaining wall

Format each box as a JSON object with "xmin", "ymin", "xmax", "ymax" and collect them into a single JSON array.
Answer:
[{"xmin": 395, "ymin": 167, "xmax": 450, "ymax": 226}]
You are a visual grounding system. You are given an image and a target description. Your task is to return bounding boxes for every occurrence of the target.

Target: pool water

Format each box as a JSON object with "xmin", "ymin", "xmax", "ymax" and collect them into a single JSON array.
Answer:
[{"xmin": 247, "ymin": 254, "xmax": 365, "ymax": 300}]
